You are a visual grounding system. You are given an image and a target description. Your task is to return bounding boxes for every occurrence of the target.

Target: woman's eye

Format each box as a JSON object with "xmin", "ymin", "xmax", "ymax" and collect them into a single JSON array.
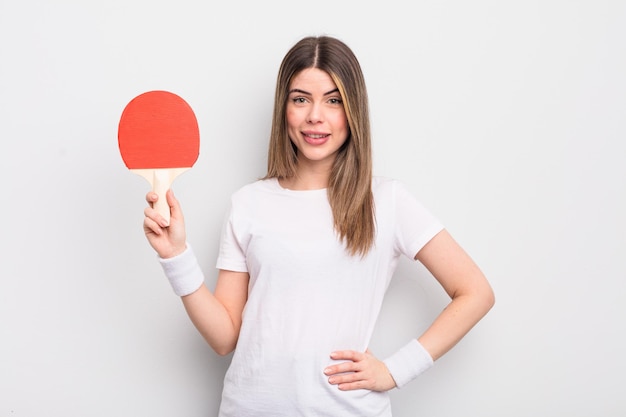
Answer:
[
  {"xmin": 292, "ymin": 97, "xmax": 307, "ymax": 104},
  {"xmin": 328, "ymin": 97, "xmax": 343, "ymax": 105}
]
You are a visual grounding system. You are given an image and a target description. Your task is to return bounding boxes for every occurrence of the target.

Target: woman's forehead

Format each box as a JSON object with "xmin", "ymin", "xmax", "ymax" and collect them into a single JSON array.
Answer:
[{"xmin": 289, "ymin": 68, "xmax": 337, "ymax": 93}]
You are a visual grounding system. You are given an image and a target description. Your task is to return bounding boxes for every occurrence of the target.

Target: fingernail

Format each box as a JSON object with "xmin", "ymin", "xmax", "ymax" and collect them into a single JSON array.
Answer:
[{"xmin": 323, "ymin": 368, "xmax": 331, "ymax": 375}]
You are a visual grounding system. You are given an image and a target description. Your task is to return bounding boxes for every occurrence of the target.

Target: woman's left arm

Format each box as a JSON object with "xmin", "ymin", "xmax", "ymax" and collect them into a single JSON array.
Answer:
[
  {"xmin": 414, "ymin": 229, "xmax": 495, "ymax": 361},
  {"xmin": 324, "ymin": 229, "xmax": 494, "ymax": 391}
]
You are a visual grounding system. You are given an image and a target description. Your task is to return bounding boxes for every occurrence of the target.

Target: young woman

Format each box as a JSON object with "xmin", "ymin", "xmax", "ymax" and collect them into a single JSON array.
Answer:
[{"xmin": 143, "ymin": 35, "xmax": 494, "ymax": 417}]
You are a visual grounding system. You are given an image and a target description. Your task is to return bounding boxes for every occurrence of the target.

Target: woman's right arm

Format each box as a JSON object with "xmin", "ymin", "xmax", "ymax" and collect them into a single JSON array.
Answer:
[
  {"xmin": 144, "ymin": 190, "xmax": 248, "ymax": 355},
  {"xmin": 181, "ymin": 269, "xmax": 248, "ymax": 355}
]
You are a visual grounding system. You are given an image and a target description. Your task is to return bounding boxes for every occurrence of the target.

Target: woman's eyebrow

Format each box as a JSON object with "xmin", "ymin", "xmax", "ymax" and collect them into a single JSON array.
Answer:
[
  {"xmin": 288, "ymin": 88, "xmax": 310, "ymax": 95},
  {"xmin": 288, "ymin": 88, "xmax": 340, "ymax": 96}
]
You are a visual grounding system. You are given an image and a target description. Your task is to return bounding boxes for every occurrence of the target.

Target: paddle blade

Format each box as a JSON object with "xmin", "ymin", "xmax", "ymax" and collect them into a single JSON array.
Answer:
[{"xmin": 118, "ymin": 90, "xmax": 199, "ymax": 170}]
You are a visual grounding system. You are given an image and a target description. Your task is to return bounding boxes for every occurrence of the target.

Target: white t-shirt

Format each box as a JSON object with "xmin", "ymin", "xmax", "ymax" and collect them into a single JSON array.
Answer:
[{"xmin": 216, "ymin": 176, "xmax": 443, "ymax": 417}]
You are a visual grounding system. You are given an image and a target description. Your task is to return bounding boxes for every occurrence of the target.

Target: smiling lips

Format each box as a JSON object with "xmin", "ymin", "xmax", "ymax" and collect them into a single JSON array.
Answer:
[{"xmin": 303, "ymin": 132, "xmax": 330, "ymax": 145}]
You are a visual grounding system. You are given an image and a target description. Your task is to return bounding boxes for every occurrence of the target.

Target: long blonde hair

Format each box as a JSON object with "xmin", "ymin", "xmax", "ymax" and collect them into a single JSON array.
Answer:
[{"xmin": 265, "ymin": 36, "xmax": 375, "ymax": 256}]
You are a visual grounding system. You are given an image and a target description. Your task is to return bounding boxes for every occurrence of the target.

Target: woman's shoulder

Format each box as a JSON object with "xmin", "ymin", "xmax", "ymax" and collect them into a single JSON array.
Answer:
[
  {"xmin": 372, "ymin": 176, "xmax": 427, "ymax": 206},
  {"xmin": 229, "ymin": 177, "xmax": 280, "ymax": 201},
  {"xmin": 372, "ymin": 175, "xmax": 443, "ymax": 231},
  {"xmin": 372, "ymin": 175, "xmax": 405, "ymax": 194}
]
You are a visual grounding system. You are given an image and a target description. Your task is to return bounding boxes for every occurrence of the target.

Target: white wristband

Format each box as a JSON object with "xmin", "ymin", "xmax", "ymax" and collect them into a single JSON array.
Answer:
[
  {"xmin": 383, "ymin": 339, "xmax": 434, "ymax": 389},
  {"xmin": 158, "ymin": 244, "xmax": 204, "ymax": 296}
]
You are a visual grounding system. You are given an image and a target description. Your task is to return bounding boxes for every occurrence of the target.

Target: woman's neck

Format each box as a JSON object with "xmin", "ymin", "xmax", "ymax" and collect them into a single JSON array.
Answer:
[{"xmin": 280, "ymin": 161, "xmax": 331, "ymax": 190}]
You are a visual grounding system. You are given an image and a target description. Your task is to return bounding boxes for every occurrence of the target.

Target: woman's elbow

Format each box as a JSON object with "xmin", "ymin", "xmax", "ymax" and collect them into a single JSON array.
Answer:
[
  {"xmin": 204, "ymin": 331, "xmax": 239, "ymax": 356},
  {"xmin": 482, "ymin": 283, "xmax": 496, "ymax": 313},
  {"xmin": 212, "ymin": 341, "xmax": 237, "ymax": 356},
  {"xmin": 214, "ymin": 346, "xmax": 235, "ymax": 356}
]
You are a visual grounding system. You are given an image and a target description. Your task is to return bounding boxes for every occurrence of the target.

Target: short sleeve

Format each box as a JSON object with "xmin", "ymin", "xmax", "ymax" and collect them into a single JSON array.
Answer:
[
  {"xmin": 215, "ymin": 199, "xmax": 249, "ymax": 273},
  {"xmin": 393, "ymin": 181, "xmax": 444, "ymax": 259}
]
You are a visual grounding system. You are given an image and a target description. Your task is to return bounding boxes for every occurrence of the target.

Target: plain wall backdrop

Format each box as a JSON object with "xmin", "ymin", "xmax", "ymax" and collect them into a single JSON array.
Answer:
[{"xmin": 1, "ymin": 1, "xmax": 624, "ymax": 416}]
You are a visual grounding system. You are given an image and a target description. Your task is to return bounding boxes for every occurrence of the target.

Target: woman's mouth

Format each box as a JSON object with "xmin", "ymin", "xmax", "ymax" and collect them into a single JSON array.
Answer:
[{"xmin": 303, "ymin": 132, "xmax": 330, "ymax": 145}]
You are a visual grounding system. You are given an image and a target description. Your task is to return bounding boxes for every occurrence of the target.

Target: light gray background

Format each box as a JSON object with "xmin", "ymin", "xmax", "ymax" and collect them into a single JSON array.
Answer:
[{"xmin": 1, "ymin": 1, "xmax": 624, "ymax": 416}]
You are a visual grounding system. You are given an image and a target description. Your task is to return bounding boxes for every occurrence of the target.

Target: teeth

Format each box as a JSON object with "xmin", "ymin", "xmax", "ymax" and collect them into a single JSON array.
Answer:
[{"xmin": 308, "ymin": 134, "xmax": 326, "ymax": 139}]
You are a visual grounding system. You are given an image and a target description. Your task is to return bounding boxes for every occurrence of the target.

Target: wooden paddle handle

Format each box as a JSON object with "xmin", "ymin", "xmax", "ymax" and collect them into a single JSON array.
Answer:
[{"xmin": 132, "ymin": 168, "xmax": 189, "ymax": 227}]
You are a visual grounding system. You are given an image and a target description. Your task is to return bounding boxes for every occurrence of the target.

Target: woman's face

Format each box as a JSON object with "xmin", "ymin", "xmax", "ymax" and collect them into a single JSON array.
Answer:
[{"xmin": 286, "ymin": 68, "xmax": 349, "ymax": 170}]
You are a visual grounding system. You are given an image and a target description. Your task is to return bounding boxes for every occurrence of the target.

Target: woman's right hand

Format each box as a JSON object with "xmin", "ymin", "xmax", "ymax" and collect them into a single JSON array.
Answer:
[{"xmin": 143, "ymin": 189, "xmax": 188, "ymax": 259}]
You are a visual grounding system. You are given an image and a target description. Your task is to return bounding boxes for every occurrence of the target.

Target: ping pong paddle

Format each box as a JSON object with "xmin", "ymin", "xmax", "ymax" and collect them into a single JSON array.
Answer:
[{"xmin": 118, "ymin": 90, "xmax": 199, "ymax": 226}]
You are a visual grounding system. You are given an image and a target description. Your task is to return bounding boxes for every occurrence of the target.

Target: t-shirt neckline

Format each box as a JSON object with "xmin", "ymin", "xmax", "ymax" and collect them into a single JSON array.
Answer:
[{"xmin": 270, "ymin": 177, "xmax": 328, "ymax": 195}]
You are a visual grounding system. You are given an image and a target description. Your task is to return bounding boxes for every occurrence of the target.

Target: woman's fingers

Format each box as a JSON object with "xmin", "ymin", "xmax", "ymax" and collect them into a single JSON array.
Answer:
[
  {"xmin": 145, "ymin": 191, "xmax": 158, "ymax": 206},
  {"xmin": 144, "ymin": 205, "xmax": 169, "ymax": 229},
  {"xmin": 143, "ymin": 214, "xmax": 163, "ymax": 236},
  {"xmin": 165, "ymin": 189, "xmax": 183, "ymax": 221},
  {"xmin": 324, "ymin": 349, "xmax": 396, "ymax": 392},
  {"xmin": 142, "ymin": 188, "xmax": 188, "ymax": 259},
  {"xmin": 330, "ymin": 350, "xmax": 363, "ymax": 361},
  {"xmin": 326, "ymin": 350, "xmax": 363, "ymax": 374}
]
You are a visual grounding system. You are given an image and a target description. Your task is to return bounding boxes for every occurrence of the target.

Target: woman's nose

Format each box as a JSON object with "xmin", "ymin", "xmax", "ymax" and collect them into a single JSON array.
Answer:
[{"xmin": 306, "ymin": 103, "xmax": 323, "ymax": 123}]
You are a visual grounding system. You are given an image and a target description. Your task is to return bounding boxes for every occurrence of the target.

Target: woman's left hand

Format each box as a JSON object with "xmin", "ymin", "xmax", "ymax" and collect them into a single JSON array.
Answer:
[{"xmin": 323, "ymin": 349, "xmax": 396, "ymax": 392}]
